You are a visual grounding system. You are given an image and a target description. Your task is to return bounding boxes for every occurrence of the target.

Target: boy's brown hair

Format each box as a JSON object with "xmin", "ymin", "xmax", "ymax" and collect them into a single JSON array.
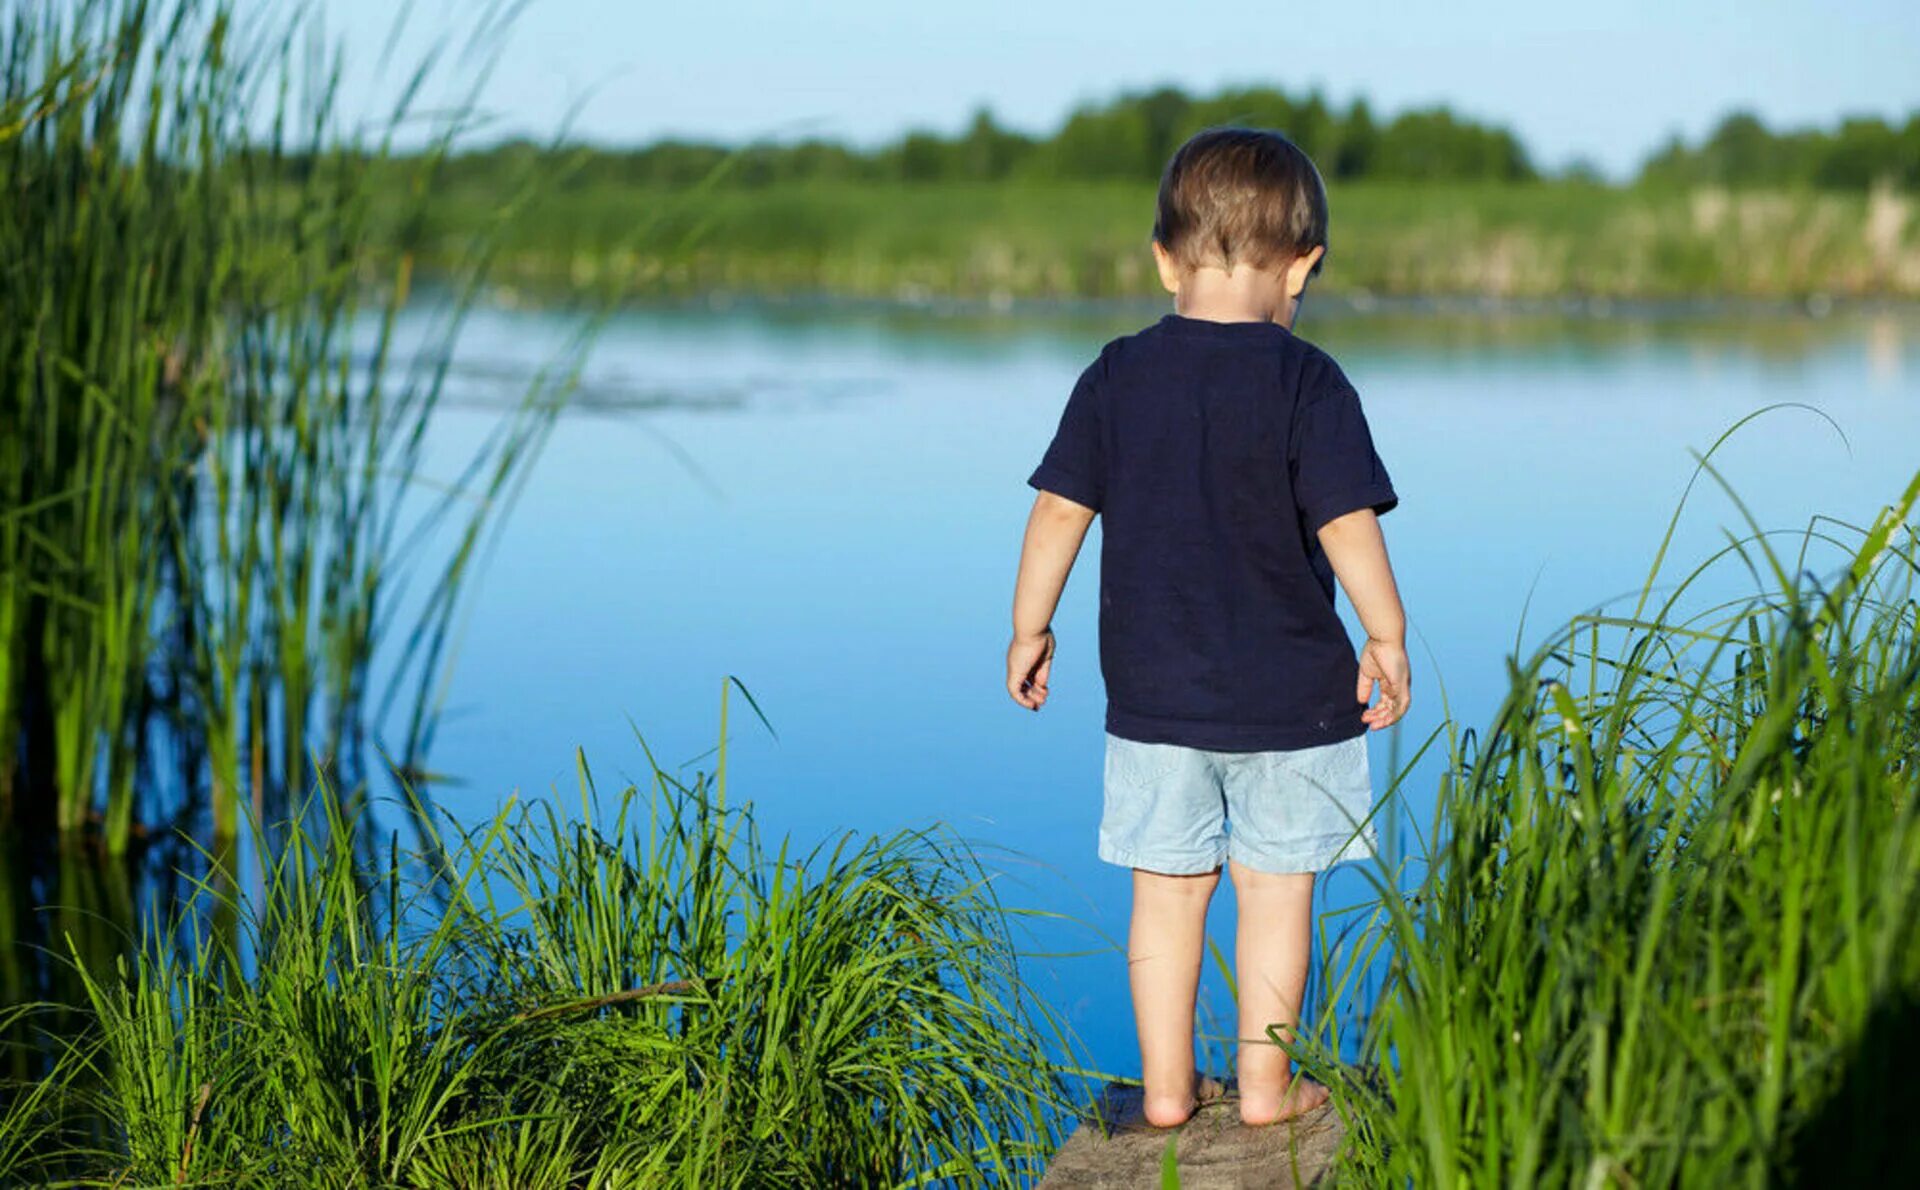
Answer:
[{"xmin": 1152, "ymin": 127, "xmax": 1329, "ymax": 276}]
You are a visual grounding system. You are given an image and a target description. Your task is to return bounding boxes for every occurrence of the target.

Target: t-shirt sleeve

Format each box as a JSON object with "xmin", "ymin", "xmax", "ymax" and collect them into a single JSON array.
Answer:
[
  {"xmin": 1290, "ymin": 364, "xmax": 1397, "ymax": 535},
  {"xmin": 1026, "ymin": 362, "xmax": 1105, "ymax": 512}
]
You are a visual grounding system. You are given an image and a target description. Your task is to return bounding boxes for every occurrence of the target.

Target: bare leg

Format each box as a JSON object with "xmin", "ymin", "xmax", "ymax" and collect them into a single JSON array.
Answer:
[
  {"xmin": 1229, "ymin": 860, "xmax": 1328, "ymax": 1125},
  {"xmin": 1129, "ymin": 866, "xmax": 1219, "ymax": 1127}
]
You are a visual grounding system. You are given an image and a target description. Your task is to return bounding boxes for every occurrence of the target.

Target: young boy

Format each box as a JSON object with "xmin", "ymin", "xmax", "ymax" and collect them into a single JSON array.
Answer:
[{"xmin": 1006, "ymin": 128, "xmax": 1409, "ymax": 1129}]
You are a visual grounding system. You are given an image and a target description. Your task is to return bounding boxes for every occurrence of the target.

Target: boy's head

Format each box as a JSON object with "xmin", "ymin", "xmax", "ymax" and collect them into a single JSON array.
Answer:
[{"xmin": 1151, "ymin": 128, "xmax": 1328, "ymax": 302}]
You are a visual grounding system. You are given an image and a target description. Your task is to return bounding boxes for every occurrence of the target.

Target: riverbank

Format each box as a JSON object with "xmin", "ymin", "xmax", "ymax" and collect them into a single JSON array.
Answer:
[{"xmin": 404, "ymin": 178, "xmax": 1920, "ymax": 303}]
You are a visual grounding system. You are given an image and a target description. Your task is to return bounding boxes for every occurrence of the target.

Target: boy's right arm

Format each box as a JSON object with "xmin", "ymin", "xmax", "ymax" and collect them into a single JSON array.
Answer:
[
  {"xmin": 1007, "ymin": 491, "xmax": 1097, "ymax": 711},
  {"xmin": 1316, "ymin": 508, "xmax": 1411, "ymax": 730}
]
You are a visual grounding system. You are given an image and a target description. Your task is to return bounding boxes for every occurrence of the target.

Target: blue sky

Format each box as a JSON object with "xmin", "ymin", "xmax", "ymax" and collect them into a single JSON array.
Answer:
[{"xmin": 321, "ymin": 0, "xmax": 1920, "ymax": 176}]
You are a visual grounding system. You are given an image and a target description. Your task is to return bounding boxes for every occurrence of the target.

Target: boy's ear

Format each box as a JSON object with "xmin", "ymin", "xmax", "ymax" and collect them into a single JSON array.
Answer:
[
  {"xmin": 1151, "ymin": 241, "xmax": 1182, "ymax": 295},
  {"xmin": 1286, "ymin": 246, "xmax": 1326, "ymax": 298}
]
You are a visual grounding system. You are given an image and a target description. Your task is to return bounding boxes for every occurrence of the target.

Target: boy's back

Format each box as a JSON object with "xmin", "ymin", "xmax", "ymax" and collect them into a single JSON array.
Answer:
[{"xmin": 1029, "ymin": 315, "xmax": 1396, "ymax": 750}]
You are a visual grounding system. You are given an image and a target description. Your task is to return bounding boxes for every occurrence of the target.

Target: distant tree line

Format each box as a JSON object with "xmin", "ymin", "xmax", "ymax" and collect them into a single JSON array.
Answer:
[
  {"xmin": 438, "ymin": 86, "xmax": 1534, "ymax": 189},
  {"xmin": 1643, "ymin": 111, "xmax": 1920, "ymax": 189},
  {"xmin": 429, "ymin": 86, "xmax": 1920, "ymax": 191}
]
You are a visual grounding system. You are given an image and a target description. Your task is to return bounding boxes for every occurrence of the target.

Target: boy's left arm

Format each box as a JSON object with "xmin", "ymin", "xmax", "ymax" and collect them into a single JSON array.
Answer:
[
  {"xmin": 1317, "ymin": 508, "xmax": 1411, "ymax": 730},
  {"xmin": 1007, "ymin": 491, "xmax": 1097, "ymax": 711}
]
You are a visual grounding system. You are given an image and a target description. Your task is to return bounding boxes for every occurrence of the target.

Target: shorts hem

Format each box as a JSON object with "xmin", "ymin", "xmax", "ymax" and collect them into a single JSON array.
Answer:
[
  {"xmin": 1227, "ymin": 831, "xmax": 1377, "ymax": 875},
  {"xmin": 1097, "ymin": 839, "xmax": 1225, "ymax": 876}
]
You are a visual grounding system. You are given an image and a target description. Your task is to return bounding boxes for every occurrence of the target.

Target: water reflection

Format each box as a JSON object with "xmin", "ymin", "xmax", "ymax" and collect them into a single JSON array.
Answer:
[
  {"xmin": 2, "ymin": 838, "xmax": 156, "ymax": 1079},
  {"xmin": 1868, "ymin": 314, "xmax": 1906, "ymax": 386}
]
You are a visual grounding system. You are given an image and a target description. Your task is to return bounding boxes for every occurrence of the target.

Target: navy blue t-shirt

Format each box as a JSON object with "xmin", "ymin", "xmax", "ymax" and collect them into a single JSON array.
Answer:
[{"xmin": 1028, "ymin": 314, "xmax": 1397, "ymax": 751}]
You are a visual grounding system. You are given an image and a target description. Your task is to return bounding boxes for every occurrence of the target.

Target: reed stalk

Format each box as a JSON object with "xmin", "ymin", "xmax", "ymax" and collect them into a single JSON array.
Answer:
[{"xmin": 0, "ymin": 0, "xmax": 573, "ymax": 853}]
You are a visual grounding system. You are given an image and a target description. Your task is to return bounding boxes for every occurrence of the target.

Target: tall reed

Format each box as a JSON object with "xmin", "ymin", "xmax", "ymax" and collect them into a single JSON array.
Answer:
[
  {"xmin": 0, "ymin": 0, "xmax": 571, "ymax": 852},
  {"xmin": 1303, "ymin": 456, "xmax": 1920, "ymax": 1184}
]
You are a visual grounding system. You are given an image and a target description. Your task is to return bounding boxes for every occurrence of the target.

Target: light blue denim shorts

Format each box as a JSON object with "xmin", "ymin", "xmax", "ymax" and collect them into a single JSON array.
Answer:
[{"xmin": 1100, "ymin": 733, "xmax": 1378, "ymax": 875}]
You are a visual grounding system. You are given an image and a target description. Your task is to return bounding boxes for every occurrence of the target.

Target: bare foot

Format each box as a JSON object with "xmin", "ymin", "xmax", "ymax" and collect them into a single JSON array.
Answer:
[
  {"xmin": 1237, "ymin": 1076, "xmax": 1329, "ymax": 1127},
  {"xmin": 1141, "ymin": 1073, "xmax": 1228, "ymax": 1129}
]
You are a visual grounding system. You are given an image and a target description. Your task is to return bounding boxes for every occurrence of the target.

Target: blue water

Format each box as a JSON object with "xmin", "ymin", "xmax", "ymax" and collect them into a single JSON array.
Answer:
[{"xmin": 414, "ymin": 300, "xmax": 1920, "ymax": 1080}]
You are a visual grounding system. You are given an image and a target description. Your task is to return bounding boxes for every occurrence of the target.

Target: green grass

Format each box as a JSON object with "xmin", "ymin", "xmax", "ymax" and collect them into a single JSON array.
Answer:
[
  {"xmin": 0, "ymin": 0, "xmax": 576, "ymax": 850},
  {"xmin": 1298, "ymin": 444, "xmax": 1920, "ymax": 1184},
  {"xmin": 399, "ymin": 176, "xmax": 1920, "ymax": 302},
  {"xmin": 2, "ymin": 707, "xmax": 1072, "ymax": 1186}
]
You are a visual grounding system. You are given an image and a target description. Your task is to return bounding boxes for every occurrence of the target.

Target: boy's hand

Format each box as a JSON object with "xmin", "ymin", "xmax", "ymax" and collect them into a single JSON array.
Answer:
[
  {"xmin": 1357, "ymin": 637, "xmax": 1411, "ymax": 730},
  {"xmin": 1317, "ymin": 509, "xmax": 1410, "ymax": 732},
  {"xmin": 1007, "ymin": 629, "xmax": 1056, "ymax": 711},
  {"xmin": 1008, "ymin": 491, "xmax": 1094, "ymax": 712}
]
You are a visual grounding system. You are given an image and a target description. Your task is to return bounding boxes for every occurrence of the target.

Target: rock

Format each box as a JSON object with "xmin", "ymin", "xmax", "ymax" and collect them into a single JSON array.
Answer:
[{"xmin": 1039, "ymin": 1081, "xmax": 1344, "ymax": 1189}]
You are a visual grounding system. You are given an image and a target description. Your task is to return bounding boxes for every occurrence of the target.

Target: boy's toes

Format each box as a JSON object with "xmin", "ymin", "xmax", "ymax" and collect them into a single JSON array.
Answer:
[{"xmin": 1285, "ymin": 1078, "xmax": 1331, "ymax": 1119}]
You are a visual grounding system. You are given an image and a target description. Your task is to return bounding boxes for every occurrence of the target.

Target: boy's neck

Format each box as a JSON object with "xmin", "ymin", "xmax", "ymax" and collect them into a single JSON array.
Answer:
[{"xmin": 1172, "ymin": 265, "xmax": 1300, "ymax": 330}]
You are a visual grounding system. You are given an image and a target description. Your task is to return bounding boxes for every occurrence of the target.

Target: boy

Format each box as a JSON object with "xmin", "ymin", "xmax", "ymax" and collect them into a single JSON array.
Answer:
[{"xmin": 1005, "ymin": 128, "xmax": 1408, "ymax": 1129}]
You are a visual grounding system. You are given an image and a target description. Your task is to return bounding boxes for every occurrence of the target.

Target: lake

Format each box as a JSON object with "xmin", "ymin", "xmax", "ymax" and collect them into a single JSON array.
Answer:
[{"xmin": 412, "ymin": 297, "xmax": 1920, "ymax": 1080}]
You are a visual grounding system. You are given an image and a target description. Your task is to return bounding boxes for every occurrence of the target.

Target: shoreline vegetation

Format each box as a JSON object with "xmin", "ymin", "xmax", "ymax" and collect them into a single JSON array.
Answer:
[
  {"xmin": 387, "ymin": 86, "xmax": 1920, "ymax": 304},
  {"xmin": 1302, "ymin": 455, "xmax": 1920, "ymax": 1184},
  {"xmin": 415, "ymin": 178, "xmax": 1920, "ymax": 305},
  {"xmin": 5, "ymin": 727, "xmax": 1072, "ymax": 1185}
]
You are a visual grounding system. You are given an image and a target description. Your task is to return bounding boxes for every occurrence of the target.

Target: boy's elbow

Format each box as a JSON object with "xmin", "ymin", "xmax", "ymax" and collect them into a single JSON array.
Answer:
[
  {"xmin": 1315, "ymin": 507, "xmax": 1378, "ymax": 543},
  {"xmin": 1035, "ymin": 490, "xmax": 1098, "ymax": 525}
]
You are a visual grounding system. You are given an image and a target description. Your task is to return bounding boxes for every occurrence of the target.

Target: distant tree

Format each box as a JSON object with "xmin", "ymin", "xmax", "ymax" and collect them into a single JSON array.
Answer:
[
  {"xmin": 1818, "ymin": 116, "xmax": 1903, "ymax": 189},
  {"xmin": 1046, "ymin": 99, "xmax": 1155, "ymax": 180},
  {"xmin": 1373, "ymin": 107, "xmax": 1533, "ymax": 181},
  {"xmin": 1191, "ymin": 86, "xmax": 1298, "ymax": 133},
  {"xmin": 1134, "ymin": 86, "xmax": 1194, "ymax": 175},
  {"xmin": 957, "ymin": 108, "xmax": 1032, "ymax": 180},
  {"xmin": 1558, "ymin": 156, "xmax": 1607, "ymax": 184},
  {"xmin": 610, "ymin": 140, "xmax": 731, "ymax": 187},
  {"xmin": 1701, "ymin": 112, "xmax": 1779, "ymax": 183},
  {"xmin": 732, "ymin": 145, "xmax": 781, "ymax": 187},
  {"xmin": 1290, "ymin": 91, "xmax": 1334, "ymax": 161},
  {"xmin": 1333, "ymin": 97, "xmax": 1377, "ymax": 180},
  {"xmin": 1639, "ymin": 132, "xmax": 1695, "ymax": 186},
  {"xmin": 768, "ymin": 139, "xmax": 865, "ymax": 183},
  {"xmin": 891, "ymin": 131, "xmax": 953, "ymax": 182}
]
